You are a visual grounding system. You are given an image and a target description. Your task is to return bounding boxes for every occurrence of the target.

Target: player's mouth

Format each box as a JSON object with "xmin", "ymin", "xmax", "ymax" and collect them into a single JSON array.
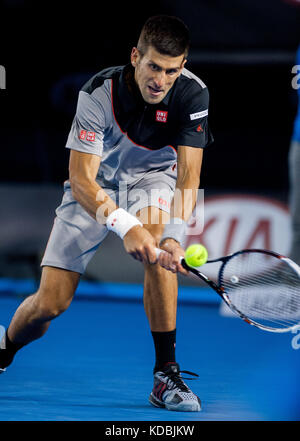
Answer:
[{"xmin": 148, "ymin": 85, "xmax": 164, "ymax": 97}]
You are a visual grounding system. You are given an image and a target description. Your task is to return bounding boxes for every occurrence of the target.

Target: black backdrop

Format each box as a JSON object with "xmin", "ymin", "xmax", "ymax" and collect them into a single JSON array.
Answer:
[{"xmin": 0, "ymin": 0, "xmax": 299, "ymax": 193}]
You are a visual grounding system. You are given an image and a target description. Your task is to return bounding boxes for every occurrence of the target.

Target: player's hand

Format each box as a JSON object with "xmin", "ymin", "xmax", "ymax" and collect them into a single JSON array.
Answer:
[
  {"xmin": 123, "ymin": 225, "xmax": 157, "ymax": 264},
  {"xmin": 158, "ymin": 239, "xmax": 189, "ymax": 276}
]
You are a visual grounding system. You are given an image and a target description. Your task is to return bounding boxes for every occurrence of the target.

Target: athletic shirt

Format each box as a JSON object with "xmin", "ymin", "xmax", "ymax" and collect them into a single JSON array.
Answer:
[
  {"xmin": 292, "ymin": 45, "xmax": 300, "ymax": 143},
  {"xmin": 65, "ymin": 64, "xmax": 213, "ymax": 189}
]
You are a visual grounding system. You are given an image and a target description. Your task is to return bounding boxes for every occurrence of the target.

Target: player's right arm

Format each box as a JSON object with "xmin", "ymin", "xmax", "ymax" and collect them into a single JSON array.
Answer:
[
  {"xmin": 69, "ymin": 149, "xmax": 116, "ymax": 221},
  {"xmin": 67, "ymin": 88, "xmax": 157, "ymax": 264},
  {"xmin": 69, "ymin": 149, "xmax": 157, "ymax": 264}
]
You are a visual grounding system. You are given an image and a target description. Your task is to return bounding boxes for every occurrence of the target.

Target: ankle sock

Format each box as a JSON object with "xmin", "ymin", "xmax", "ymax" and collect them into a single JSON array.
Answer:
[
  {"xmin": 0, "ymin": 331, "xmax": 22, "ymax": 369},
  {"xmin": 151, "ymin": 329, "xmax": 176, "ymax": 372}
]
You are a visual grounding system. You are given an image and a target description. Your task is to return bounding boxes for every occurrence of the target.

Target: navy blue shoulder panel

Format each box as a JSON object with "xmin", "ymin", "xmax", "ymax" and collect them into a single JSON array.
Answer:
[{"xmin": 81, "ymin": 66, "xmax": 124, "ymax": 94}]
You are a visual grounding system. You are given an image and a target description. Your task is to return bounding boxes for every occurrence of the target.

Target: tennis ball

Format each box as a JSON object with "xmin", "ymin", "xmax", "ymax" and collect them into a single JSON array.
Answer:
[{"xmin": 185, "ymin": 244, "xmax": 208, "ymax": 267}]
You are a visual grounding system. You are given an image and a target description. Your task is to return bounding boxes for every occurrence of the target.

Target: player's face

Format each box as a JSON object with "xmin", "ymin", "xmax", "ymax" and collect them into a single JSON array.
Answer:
[{"xmin": 131, "ymin": 46, "xmax": 186, "ymax": 105}]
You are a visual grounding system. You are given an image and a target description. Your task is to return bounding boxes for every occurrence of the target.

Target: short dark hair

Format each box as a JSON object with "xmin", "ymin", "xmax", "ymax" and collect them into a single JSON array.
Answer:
[{"xmin": 137, "ymin": 15, "xmax": 190, "ymax": 58}]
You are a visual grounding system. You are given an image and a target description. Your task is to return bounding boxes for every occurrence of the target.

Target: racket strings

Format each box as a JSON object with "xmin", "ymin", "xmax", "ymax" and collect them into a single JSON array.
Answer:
[
  {"xmin": 220, "ymin": 252, "xmax": 300, "ymax": 330},
  {"xmin": 239, "ymin": 265, "xmax": 300, "ymax": 326}
]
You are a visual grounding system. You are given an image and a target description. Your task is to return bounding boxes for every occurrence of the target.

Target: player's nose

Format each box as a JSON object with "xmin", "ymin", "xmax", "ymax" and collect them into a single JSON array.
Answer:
[{"xmin": 153, "ymin": 71, "xmax": 166, "ymax": 89}]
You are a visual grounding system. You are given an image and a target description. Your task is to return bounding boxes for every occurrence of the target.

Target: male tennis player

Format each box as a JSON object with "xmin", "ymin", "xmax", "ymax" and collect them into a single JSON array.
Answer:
[{"xmin": 0, "ymin": 15, "xmax": 213, "ymax": 412}]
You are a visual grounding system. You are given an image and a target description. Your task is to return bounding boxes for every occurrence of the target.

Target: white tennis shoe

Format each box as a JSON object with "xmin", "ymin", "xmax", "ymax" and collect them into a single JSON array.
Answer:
[{"xmin": 149, "ymin": 362, "xmax": 201, "ymax": 412}]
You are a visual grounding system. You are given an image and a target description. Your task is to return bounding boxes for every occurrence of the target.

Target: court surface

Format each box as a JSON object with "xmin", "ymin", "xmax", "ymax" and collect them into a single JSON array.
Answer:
[{"xmin": 0, "ymin": 283, "xmax": 300, "ymax": 421}]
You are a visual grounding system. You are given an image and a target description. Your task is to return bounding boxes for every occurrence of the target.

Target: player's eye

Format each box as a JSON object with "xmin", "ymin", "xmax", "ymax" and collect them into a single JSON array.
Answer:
[
  {"xmin": 166, "ymin": 69, "xmax": 179, "ymax": 75},
  {"xmin": 149, "ymin": 63, "xmax": 161, "ymax": 72}
]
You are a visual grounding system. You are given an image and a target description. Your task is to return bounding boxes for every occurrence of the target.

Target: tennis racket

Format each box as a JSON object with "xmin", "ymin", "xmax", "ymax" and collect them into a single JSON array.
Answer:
[{"xmin": 155, "ymin": 247, "xmax": 300, "ymax": 333}]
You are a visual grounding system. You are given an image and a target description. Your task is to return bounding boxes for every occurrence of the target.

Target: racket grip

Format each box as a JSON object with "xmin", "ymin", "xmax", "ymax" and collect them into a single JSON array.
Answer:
[
  {"xmin": 154, "ymin": 247, "xmax": 163, "ymax": 258},
  {"xmin": 154, "ymin": 247, "xmax": 184, "ymax": 263}
]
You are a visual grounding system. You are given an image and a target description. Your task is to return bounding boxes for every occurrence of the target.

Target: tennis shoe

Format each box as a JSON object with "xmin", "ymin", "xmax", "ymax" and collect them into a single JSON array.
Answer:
[{"xmin": 149, "ymin": 362, "xmax": 201, "ymax": 412}]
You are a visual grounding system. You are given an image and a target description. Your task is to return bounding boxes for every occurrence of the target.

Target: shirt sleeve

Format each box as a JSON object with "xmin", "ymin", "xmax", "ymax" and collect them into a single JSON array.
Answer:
[
  {"xmin": 65, "ymin": 90, "xmax": 105, "ymax": 157},
  {"xmin": 175, "ymin": 85, "xmax": 214, "ymax": 148}
]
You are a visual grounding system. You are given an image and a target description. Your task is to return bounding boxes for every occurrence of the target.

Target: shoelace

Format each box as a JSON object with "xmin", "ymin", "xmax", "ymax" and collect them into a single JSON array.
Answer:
[{"xmin": 166, "ymin": 369, "xmax": 199, "ymax": 392}]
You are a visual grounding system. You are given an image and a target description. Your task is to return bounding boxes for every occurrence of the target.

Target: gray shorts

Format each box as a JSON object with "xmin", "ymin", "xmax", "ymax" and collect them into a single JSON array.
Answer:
[{"xmin": 41, "ymin": 174, "xmax": 176, "ymax": 274}]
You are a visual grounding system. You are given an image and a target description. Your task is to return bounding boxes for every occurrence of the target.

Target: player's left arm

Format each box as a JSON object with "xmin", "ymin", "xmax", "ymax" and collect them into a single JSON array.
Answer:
[
  {"xmin": 159, "ymin": 77, "xmax": 212, "ymax": 273},
  {"xmin": 159, "ymin": 145, "xmax": 203, "ymax": 274}
]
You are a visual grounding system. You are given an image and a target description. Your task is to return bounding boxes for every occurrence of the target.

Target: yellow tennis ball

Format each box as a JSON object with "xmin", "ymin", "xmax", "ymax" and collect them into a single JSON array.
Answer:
[{"xmin": 185, "ymin": 244, "xmax": 208, "ymax": 267}]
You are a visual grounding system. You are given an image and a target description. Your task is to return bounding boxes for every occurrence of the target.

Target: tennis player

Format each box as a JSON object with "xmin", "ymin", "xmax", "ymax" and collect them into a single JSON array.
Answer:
[{"xmin": 0, "ymin": 15, "xmax": 213, "ymax": 412}]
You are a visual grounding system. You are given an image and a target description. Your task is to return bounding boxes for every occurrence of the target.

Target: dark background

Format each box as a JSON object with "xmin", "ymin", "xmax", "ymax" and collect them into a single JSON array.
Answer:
[
  {"xmin": 0, "ymin": 0, "xmax": 299, "ymax": 195},
  {"xmin": 0, "ymin": 5, "xmax": 300, "ymax": 422}
]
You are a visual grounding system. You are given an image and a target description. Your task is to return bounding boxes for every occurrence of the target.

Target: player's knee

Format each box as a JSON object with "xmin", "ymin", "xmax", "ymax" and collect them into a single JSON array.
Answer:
[
  {"xmin": 34, "ymin": 286, "xmax": 73, "ymax": 320},
  {"xmin": 41, "ymin": 299, "xmax": 70, "ymax": 320}
]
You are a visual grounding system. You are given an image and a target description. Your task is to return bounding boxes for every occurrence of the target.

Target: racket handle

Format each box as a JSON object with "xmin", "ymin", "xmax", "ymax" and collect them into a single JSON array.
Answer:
[
  {"xmin": 154, "ymin": 247, "xmax": 184, "ymax": 264},
  {"xmin": 154, "ymin": 247, "xmax": 163, "ymax": 258}
]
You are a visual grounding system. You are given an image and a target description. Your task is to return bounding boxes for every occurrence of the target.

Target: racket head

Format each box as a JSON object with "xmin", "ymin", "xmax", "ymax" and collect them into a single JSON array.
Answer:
[{"xmin": 217, "ymin": 249, "xmax": 300, "ymax": 333}]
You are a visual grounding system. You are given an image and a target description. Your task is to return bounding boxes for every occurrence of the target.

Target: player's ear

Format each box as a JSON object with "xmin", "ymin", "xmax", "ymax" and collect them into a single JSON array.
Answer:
[
  {"xmin": 180, "ymin": 58, "xmax": 187, "ymax": 70},
  {"xmin": 131, "ymin": 47, "xmax": 139, "ymax": 68}
]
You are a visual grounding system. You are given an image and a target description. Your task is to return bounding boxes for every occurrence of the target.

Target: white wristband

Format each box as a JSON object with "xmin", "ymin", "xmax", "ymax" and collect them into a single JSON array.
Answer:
[{"xmin": 106, "ymin": 208, "xmax": 142, "ymax": 239}]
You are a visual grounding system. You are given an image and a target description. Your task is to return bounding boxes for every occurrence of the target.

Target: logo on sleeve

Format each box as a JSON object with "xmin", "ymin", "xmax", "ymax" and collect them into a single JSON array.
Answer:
[
  {"xmin": 79, "ymin": 130, "xmax": 96, "ymax": 142},
  {"xmin": 190, "ymin": 110, "xmax": 208, "ymax": 120},
  {"xmin": 156, "ymin": 110, "xmax": 168, "ymax": 123}
]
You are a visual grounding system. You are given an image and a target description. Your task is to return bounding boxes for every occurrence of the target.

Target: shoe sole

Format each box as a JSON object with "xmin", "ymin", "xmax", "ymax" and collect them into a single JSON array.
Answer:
[{"xmin": 149, "ymin": 392, "xmax": 201, "ymax": 412}]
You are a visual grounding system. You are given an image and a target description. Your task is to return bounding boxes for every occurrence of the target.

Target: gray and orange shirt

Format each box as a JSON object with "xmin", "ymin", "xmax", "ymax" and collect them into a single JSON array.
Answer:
[{"xmin": 65, "ymin": 64, "xmax": 213, "ymax": 190}]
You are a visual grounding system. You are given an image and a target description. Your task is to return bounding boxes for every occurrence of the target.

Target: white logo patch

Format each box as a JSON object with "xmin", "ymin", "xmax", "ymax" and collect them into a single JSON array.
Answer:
[{"xmin": 190, "ymin": 110, "xmax": 208, "ymax": 120}]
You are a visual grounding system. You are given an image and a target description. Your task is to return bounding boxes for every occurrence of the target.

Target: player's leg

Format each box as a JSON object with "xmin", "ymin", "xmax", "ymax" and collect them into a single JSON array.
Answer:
[
  {"xmin": 0, "ymin": 266, "xmax": 80, "ymax": 371},
  {"xmin": 0, "ymin": 185, "xmax": 110, "ymax": 372},
  {"xmin": 137, "ymin": 206, "xmax": 201, "ymax": 412},
  {"xmin": 5, "ymin": 266, "xmax": 80, "ymax": 346},
  {"xmin": 140, "ymin": 207, "xmax": 178, "ymax": 370},
  {"xmin": 140, "ymin": 206, "xmax": 178, "ymax": 333}
]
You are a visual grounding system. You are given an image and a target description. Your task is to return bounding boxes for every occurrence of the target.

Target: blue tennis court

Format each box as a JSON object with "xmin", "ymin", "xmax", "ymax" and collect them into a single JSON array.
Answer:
[{"xmin": 0, "ymin": 282, "xmax": 299, "ymax": 422}]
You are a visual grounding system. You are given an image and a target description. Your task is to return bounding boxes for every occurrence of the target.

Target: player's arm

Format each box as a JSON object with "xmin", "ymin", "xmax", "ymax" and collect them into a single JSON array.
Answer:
[
  {"xmin": 69, "ymin": 150, "xmax": 116, "ymax": 221},
  {"xmin": 171, "ymin": 145, "xmax": 203, "ymax": 221},
  {"xmin": 69, "ymin": 149, "xmax": 157, "ymax": 264},
  {"xmin": 159, "ymin": 78, "xmax": 212, "ymax": 273},
  {"xmin": 159, "ymin": 145, "xmax": 203, "ymax": 274}
]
